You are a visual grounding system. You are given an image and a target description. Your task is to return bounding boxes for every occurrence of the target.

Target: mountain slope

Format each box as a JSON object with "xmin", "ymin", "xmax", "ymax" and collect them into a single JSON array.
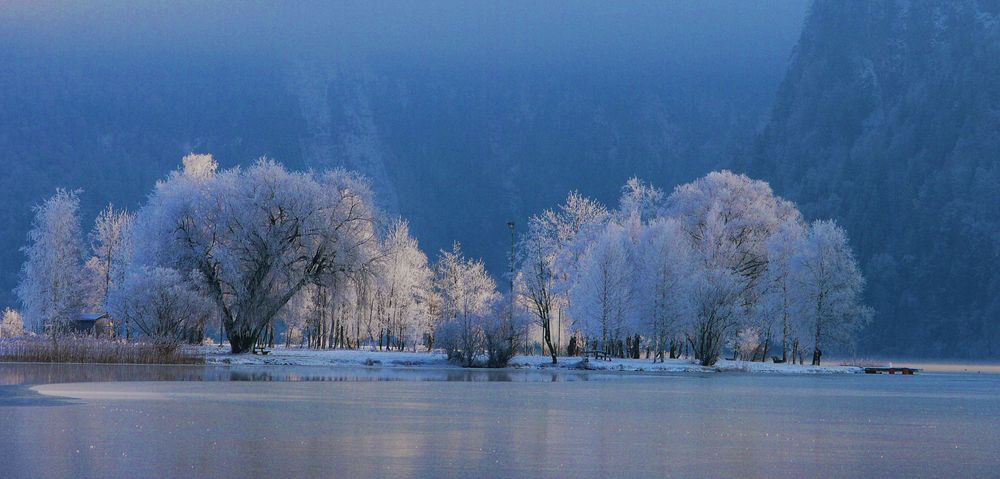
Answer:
[{"xmin": 748, "ymin": 0, "xmax": 1000, "ymax": 357}]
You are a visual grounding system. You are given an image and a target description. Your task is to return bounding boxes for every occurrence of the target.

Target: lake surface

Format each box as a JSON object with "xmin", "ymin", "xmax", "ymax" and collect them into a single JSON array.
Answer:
[{"xmin": 1, "ymin": 363, "xmax": 998, "ymax": 478}]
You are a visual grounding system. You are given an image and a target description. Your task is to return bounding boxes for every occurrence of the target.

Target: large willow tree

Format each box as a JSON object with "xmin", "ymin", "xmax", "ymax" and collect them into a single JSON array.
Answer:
[{"xmin": 133, "ymin": 155, "xmax": 377, "ymax": 353}]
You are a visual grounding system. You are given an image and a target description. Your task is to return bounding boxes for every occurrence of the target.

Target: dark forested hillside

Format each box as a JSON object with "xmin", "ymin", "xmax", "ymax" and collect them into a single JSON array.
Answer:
[{"xmin": 747, "ymin": 0, "xmax": 1000, "ymax": 357}]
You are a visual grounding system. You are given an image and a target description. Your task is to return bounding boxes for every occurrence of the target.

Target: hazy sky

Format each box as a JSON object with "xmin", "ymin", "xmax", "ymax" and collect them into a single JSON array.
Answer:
[{"xmin": 2, "ymin": 1, "xmax": 808, "ymax": 73}]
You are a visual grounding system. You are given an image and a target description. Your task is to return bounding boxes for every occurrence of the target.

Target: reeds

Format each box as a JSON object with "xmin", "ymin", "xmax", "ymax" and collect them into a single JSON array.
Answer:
[{"xmin": 0, "ymin": 337, "xmax": 204, "ymax": 364}]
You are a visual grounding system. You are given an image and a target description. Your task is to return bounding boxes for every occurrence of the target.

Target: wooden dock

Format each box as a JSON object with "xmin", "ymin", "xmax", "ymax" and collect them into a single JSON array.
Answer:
[{"xmin": 863, "ymin": 366, "xmax": 921, "ymax": 375}]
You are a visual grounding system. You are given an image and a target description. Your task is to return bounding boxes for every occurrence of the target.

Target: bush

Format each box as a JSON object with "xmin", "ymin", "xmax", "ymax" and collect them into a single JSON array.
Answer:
[
  {"xmin": 437, "ymin": 295, "xmax": 528, "ymax": 368},
  {"xmin": 0, "ymin": 337, "xmax": 204, "ymax": 364},
  {"xmin": 436, "ymin": 316, "xmax": 482, "ymax": 367},
  {"xmin": 482, "ymin": 299, "xmax": 528, "ymax": 368}
]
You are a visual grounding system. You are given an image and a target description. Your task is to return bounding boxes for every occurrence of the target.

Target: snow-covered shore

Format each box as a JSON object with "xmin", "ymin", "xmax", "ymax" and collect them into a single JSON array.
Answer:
[{"xmin": 193, "ymin": 346, "xmax": 862, "ymax": 375}]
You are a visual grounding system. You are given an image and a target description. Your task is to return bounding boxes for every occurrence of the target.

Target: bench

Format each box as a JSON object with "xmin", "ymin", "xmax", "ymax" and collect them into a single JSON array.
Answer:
[
  {"xmin": 582, "ymin": 349, "xmax": 610, "ymax": 361},
  {"xmin": 252, "ymin": 346, "xmax": 270, "ymax": 355}
]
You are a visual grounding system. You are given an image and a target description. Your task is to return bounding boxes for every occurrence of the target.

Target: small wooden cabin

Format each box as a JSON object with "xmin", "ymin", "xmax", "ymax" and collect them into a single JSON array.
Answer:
[{"xmin": 70, "ymin": 313, "xmax": 115, "ymax": 338}]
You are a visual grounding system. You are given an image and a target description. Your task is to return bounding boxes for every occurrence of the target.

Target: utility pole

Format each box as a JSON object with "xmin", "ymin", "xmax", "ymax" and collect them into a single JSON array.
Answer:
[
  {"xmin": 507, "ymin": 221, "xmax": 524, "ymax": 353},
  {"xmin": 507, "ymin": 221, "xmax": 515, "ymax": 294}
]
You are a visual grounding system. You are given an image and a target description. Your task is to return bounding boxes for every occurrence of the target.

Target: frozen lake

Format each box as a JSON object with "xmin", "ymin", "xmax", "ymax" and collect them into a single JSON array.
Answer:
[{"xmin": 1, "ymin": 363, "xmax": 998, "ymax": 478}]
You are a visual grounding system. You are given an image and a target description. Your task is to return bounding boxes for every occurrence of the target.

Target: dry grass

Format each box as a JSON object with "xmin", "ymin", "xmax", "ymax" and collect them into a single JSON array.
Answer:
[{"xmin": 0, "ymin": 337, "xmax": 204, "ymax": 365}]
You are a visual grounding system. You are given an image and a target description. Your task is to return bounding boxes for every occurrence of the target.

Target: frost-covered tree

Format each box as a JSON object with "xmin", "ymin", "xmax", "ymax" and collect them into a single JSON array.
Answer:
[
  {"xmin": 276, "ymin": 288, "xmax": 311, "ymax": 347},
  {"xmin": 181, "ymin": 153, "xmax": 218, "ymax": 180},
  {"xmin": 481, "ymin": 294, "xmax": 529, "ymax": 368},
  {"xmin": 618, "ymin": 177, "xmax": 664, "ymax": 223},
  {"xmin": 374, "ymin": 220, "xmax": 433, "ymax": 351},
  {"xmin": 544, "ymin": 192, "xmax": 610, "ymax": 290},
  {"xmin": 666, "ymin": 171, "xmax": 801, "ymax": 365},
  {"xmin": 636, "ymin": 218, "xmax": 694, "ymax": 362},
  {"xmin": 84, "ymin": 203, "xmax": 135, "ymax": 332},
  {"xmin": 108, "ymin": 267, "xmax": 215, "ymax": 347},
  {"xmin": 433, "ymin": 243, "xmax": 497, "ymax": 366},
  {"xmin": 796, "ymin": 220, "xmax": 872, "ymax": 365},
  {"xmin": 731, "ymin": 326, "xmax": 761, "ymax": 361},
  {"xmin": 667, "ymin": 170, "xmax": 800, "ymax": 293},
  {"xmin": 516, "ymin": 215, "xmax": 563, "ymax": 363},
  {"xmin": 568, "ymin": 223, "xmax": 634, "ymax": 355},
  {"xmin": 517, "ymin": 191, "xmax": 609, "ymax": 360},
  {"xmin": 533, "ymin": 172, "xmax": 869, "ymax": 365},
  {"xmin": 1, "ymin": 308, "xmax": 25, "ymax": 338},
  {"xmin": 687, "ymin": 248, "xmax": 742, "ymax": 365},
  {"xmin": 16, "ymin": 189, "xmax": 87, "ymax": 334},
  {"xmin": 133, "ymin": 158, "xmax": 378, "ymax": 353},
  {"xmin": 759, "ymin": 219, "xmax": 808, "ymax": 362}
]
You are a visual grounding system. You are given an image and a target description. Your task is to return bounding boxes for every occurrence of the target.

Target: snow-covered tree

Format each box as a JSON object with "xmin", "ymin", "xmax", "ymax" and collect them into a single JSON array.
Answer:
[
  {"xmin": 687, "ymin": 251, "xmax": 742, "ymax": 365},
  {"xmin": 568, "ymin": 222, "xmax": 634, "ymax": 355},
  {"xmin": 618, "ymin": 177, "xmax": 664, "ymax": 223},
  {"xmin": 666, "ymin": 169, "xmax": 800, "ymax": 294},
  {"xmin": 374, "ymin": 220, "xmax": 433, "ymax": 351},
  {"xmin": 544, "ymin": 192, "xmax": 610, "ymax": 288},
  {"xmin": 758, "ymin": 219, "xmax": 808, "ymax": 362},
  {"xmin": 525, "ymin": 171, "xmax": 869, "ymax": 365},
  {"xmin": 433, "ymin": 243, "xmax": 498, "ymax": 366},
  {"xmin": 108, "ymin": 267, "xmax": 215, "ymax": 346},
  {"xmin": 666, "ymin": 171, "xmax": 801, "ymax": 365},
  {"xmin": 731, "ymin": 326, "xmax": 761, "ymax": 361},
  {"xmin": 181, "ymin": 153, "xmax": 218, "ymax": 180},
  {"xmin": 636, "ymin": 218, "xmax": 694, "ymax": 362},
  {"xmin": 516, "ymin": 215, "xmax": 563, "ymax": 363},
  {"xmin": 276, "ymin": 288, "xmax": 311, "ymax": 347},
  {"xmin": 519, "ymin": 191, "xmax": 608, "ymax": 357},
  {"xmin": 481, "ymin": 294, "xmax": 529, "ymax": 367},
  {"xmin": 84, "ymin": 203, "xmax": 135, "ymax": 326},
  {"xmin": 133, "ymin": 158, "xmax": 379, "ymax": 353},
  {"xmin": 796, "ymin": 220, "xmax": 872, "ymax": 365},
  {"xmin": 16, "ymin": 189, "xmax": 87, "ymax": 334},
  {"xmin": 1, "ymin": 308, "xmax": 25, "ymax": 338}
]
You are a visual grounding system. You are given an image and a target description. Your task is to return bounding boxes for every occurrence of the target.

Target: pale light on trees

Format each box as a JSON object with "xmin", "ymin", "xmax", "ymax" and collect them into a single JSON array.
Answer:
[
  {"xmin": 15, "ymin": 189, "xmax": 87, "ymax": 335},
  {"xmin": 1, "ymin": 308, "xmax": 25, "ymax": 338},
  {"xmin": 374, "ymin": 220, "xmax": 434, "ymax": 351},
  {"xmin": 433, "ymin": 243, "xmax": 498, "ymax": 366},
  {"xmin": 665, "ymin": 171, "xmax": 801, "ymax": 365},
  {"xmin": 568, "ymin": 222, "xmax": 634, "ymax": 355},
  {"xmin": 796, "ymin": 220, "xmax": 872, "ymax": 366},
  {"xmin": 526, "ymin": 171, "xmax": 869, "ymax": 366},
  {"xmin": 84, "ymin": 203, "xmax": 135, "ymax": 336},
  {"xmin": 759, "ymin": 219, "xmax": 808, "ymax": 362},
  {"xmin": 132, "ymin": 158, "xmax": 379, "ymax": 353},
  {"xmin": 636, "ymin": 218, "xmax": 694, "ymax": 362},
  {"xmin": 516, "ymin": 216, "xmax": 562, "ymax": 364}
]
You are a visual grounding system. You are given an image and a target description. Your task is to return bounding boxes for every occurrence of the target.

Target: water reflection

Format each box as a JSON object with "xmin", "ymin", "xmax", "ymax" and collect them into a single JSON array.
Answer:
[{"xmin": 0, "ymin": 362, "xmax": 638, "ymax": 386}]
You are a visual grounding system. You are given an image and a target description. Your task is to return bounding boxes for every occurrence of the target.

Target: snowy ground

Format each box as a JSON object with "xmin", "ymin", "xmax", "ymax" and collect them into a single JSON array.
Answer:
[{"xmin": 193, "ymin": 345, "xmax": 861, "ymax": 374}]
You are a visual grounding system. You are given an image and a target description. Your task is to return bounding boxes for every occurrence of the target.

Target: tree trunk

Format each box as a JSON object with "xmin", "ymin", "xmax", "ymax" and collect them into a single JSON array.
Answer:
[
  {"xmin": 228, "ymin": 332, "xmax": 256, "ymax": 354},
  {"xmin": 543, "ymin": 323, "xmax": 557, "ymax": 364}
]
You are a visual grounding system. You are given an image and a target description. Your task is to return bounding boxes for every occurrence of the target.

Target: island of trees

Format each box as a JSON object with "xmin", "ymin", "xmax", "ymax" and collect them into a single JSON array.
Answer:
[{"xmin": 5, "ymin": 155, "xmax": 871, "ymax": 367}]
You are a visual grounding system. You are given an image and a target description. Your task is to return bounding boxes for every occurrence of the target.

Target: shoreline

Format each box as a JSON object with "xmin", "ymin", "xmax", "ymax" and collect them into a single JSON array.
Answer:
[{"xmin": 193, "ymin": 345, "xmax": 863, "ymax": 375}]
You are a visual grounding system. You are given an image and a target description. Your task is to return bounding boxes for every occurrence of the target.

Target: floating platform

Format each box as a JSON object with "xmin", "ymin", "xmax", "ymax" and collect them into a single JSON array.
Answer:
[{"xmin": 863, "ymin": 366, "xmax": 921, "ymax": 375}]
